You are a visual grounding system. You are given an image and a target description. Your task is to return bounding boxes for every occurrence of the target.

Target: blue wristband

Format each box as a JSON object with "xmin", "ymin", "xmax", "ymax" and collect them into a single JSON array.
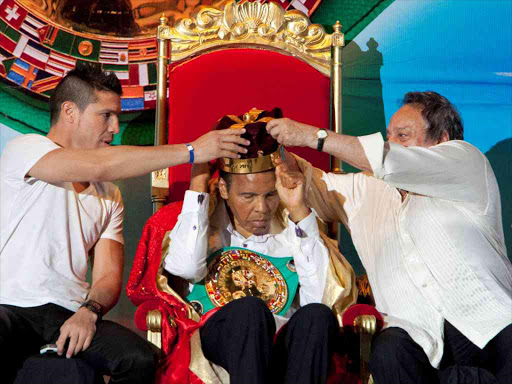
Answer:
[{"xmin": 185, "ymin": 143, "xmax": 194, "ymax": 164}]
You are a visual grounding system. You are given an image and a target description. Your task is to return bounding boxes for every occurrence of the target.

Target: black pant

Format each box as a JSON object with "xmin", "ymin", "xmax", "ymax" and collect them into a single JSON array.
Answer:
[
  {"xmin": 0, "ymin": 303, "xmax": 158, "ymax": 384},
  {"xmin": 369, "ymin": 321, "xmax": 512, "ymax": 384},
  {"xmin": 199, "ymin": 296, "xmax": 339, "ymax": 384}
]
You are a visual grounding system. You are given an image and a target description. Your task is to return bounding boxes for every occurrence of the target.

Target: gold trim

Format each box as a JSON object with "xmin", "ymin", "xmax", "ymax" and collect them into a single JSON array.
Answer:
[
  {"xmin": 159, "ymin": 1, "xmax": 332, "ymax": 76},
  {"xmin": 146, "ymin": 309, "xmax": 162, "ymax": 349},
  {"xmin": 219, "ymin": 148, "xmax": 280, "ymax": 174}
]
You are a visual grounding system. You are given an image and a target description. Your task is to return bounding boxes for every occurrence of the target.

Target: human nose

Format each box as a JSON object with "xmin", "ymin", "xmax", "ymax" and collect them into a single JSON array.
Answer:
[
  {"xmin": 108, "ymin": 116, "xmax": 120, "ymax": 134},
  {"xmin": 255, "ymin": 196, "xmax": 270, "ymax": 213}
]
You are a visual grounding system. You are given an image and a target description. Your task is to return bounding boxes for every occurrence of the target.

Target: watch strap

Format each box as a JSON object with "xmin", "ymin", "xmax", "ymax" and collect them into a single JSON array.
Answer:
[
  {"xmin": 316, "ymin": 130, "xmax": 327, "ymax": 152},
  {"xmin": 80, "ymin": 300, "xmax": 103, "ymax": 321}
]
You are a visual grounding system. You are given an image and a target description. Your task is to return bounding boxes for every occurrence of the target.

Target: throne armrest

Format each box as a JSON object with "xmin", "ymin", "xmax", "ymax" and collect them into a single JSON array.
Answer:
[
  {"xmin": 342, "ymin": 304, "xmax": 384, "ymax": 384},
  {"xmin": 133, "ymin": 299, "xmax": 178, "ymax": 352}
]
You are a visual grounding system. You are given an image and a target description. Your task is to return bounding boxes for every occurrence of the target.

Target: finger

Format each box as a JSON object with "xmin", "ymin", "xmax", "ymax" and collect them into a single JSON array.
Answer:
[
  {"xmin": 72, "ymin": 331, "xmax": 86, "ymax": 357},
  {"xmin": 220, "ymin": 143, "xmax": 248, "ymax": 154},
  {"xmin": 66, "ymin": 333, "xmax": 78, "ymax": 359},
  {"xmin": 219, "ymin": 128, "xmax": 246, "ymax": 136},
  {"xmin": 56, "ymin": 330, "xmax": 69, "ymax": 356},
  {"xmin": 82, "ymin": 334, "xmax": 94, "ymax": 352},
  {"xmin": 222, "ymin": 135, "xmax": 250, "ymax": 146},
  {"xmin": 221, "ymin": 150, "xmax": 242, "ymax": 159}
]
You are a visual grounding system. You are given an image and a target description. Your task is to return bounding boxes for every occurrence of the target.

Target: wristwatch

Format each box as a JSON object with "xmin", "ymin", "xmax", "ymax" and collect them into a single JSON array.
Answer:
[
  {"xmin": 80, "ymin": 300, "xmax": 103, "ymax": 321},
  {"xmin": 316, "ymin": 129, "xmax": 328, "ymax": 152}
]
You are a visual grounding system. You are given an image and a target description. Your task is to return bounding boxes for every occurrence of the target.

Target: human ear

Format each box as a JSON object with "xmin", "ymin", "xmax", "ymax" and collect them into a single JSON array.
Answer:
[
  {"xmin": 61, "ymin": 101, "xmax": 78, "ymax": 124},
  {"xmin": 218, "ymin": 178, "xmax": 229, "ymax": 200}
]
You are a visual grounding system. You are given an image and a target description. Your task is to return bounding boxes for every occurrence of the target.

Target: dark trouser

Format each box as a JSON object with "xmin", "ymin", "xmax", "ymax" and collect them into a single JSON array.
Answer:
[
  {"xmin": 369, "ymin": 321, "xmax": 512, "ymax": 384},
  {"xmin": 0, "ymin": 303, "xmax": 158, "ymax": 384},
  {"xmin": 199, "ymin": 297, "xmax": 339, "ymax": 384}
]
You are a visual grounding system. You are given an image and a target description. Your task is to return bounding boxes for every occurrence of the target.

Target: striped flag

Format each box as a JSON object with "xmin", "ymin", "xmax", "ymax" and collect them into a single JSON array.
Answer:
[
  {"xmin": 0, "ymin": 30, "xmax": 16, "ymax": 52},
  {"xmin": 20, "ymin": 13, "xmax": 46, "ymax": 41},
  {"xmin": 99, "ymin": 41, "xmax": 129, "ymax": 65},
  {"xmin": 7, "ymin": 58, "xmax": 37, "ymax": 88},
  {"xmin": 128, "ymin": 39, "xmax": 157, "ymax": 62},
  {"xmin": 31, "ymin": 69, "xmax": 60, "ymax": 94},
  {"xmin": 129, "ymin": 63, "xmax": 157, "ymax": 86},
  {"xmin": 0, "ymin": 0, "xmax": 27, "ymax": 30},
  {"xmin": 144, "ymin": 85, "xmax": 157, "ymax": 109},
  {"xmin": 113, "ymin": 70, "xmax": 130, "ymax": 86},
  {"xmin": 20, "ymin": 39, "xmax": 49, "ymax": 68},
  {"xmin": 121, "ymin": 86, "xmax": 144, "ymax": 111},
  {"xmin": 45, "ymin": 50, "xmax": 75, "ymax": 76}
]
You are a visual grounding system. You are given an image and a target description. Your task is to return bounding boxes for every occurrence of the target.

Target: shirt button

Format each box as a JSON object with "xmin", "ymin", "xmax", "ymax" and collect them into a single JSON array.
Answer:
[
  {"xmin": 193, "ymin": 225, "xmax": 197, "ymax": 230},
  {"xmin": 422, "ymin": 283, "xmax": 427, "ymax": 288},
  {"xmin": 243, "ymin": 243, "xmax": 248, "ymax": 247}
]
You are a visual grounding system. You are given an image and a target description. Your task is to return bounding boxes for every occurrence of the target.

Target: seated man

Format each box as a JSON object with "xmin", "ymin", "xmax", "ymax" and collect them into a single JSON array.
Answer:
[{"xmin": 163, "ymin": 108, "xmax": 357, "ymax": 384}]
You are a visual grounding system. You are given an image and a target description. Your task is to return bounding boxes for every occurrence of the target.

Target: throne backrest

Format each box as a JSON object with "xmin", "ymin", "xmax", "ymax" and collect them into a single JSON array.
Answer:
[{"xmin": 157, "ymin": 0, "xmax": 340, "ymax": 202}]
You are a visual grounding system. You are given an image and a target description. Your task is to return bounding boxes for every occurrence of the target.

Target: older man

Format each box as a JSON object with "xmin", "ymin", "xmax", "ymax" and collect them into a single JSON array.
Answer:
[
  {"xmin": 266, "ymin": 92, "xmax": 512, "ymax": 384},
  {"xmin": 163, "ymin": 108, "xmax": 356, "ymax": 384}
]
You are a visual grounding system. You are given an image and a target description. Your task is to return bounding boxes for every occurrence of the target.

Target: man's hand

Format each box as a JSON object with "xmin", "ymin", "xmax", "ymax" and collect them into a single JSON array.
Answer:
[
  {"xmin": 192, "ymin": 128, "xmax": 249, "ymax": 163},
  {"xmin": 272, "ymin": 147, "xmax": 300, "ymax": 173},
  {"xmin": 266, "ymin": 118, "xmax": 319, "ymax": 149},
  {"xmin": 56, "ymin": 307, "xmax": 97, "ymax": 358},
  {"xmin": 190, "ymin": 162, "xmax": 211, "ymax": 193},
  {"xmin": 275, "ymin": 165, "xmax": 310, "ymax": 223}
]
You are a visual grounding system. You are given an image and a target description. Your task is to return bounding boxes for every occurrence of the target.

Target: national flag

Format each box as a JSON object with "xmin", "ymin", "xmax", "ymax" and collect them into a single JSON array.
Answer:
[
  {"xmin": 121, "ymin": 91, "xmax": 144, "ymax": 111},
  {"xmin": 114, "ymin": 70, "xmax": 130, "ymax": 86},
  {"xmin": 31, "ymin": 69, "xmax": 60, "ymax": 93},
  {"xmin": 38, "ymin": 25, "xmax": 58, "ymax": 46},
  {"xmin": 45, "ymin": 50, "xmax": 75, "ymax": 76},
  {"xmin": 70, "ymin": 36, "xmax": 100, "ymax": 61},
  {"xmin": 128, "ymin": 39, "xmax": 157, "ymax": 62},
  {"xmin": 0, "ymin": 0, "xmax": 27, "ymax": 30},
  {"xmin": 99, "ymin": 41, "xmax": 128, "ymax": 65},
  {"xmin": 129, "ymin": 63, "xmax": 151, "ymax": 86},
  {"xmin": 0, "ymin": 46, "xmax": 11, "ymax": 75},
  {"xmin": 20, "ymin": 13, "xmax": 46, "ymax": 41},
  {"xmin": 0, "ymin": 29, "xmax": 16, "ymax": 52},
  {"xmin": 12, "ymin": 33, "xmax": 28, "ymax": 57},
  {"xmin": 7, "ymin": 58, "xmax": 38, "ymax": 88},
  {"xmin": 143, "ymin": 85, "xmax": 157, "ymax": 109},
  {"xmin": 20, "ymin": 39, "xmax": 49, "ymax": 68},
  {"xmin": 44, "ymin": 27, "xmax": 74, "ymax": 54}
]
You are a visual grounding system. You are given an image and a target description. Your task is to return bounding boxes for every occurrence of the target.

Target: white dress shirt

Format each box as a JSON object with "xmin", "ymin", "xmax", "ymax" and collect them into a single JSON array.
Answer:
[
  {"xmin": 164, "ymin": 190, "xmax": 330, "ymax": 328},
  {"xmin": 304, "ymin": 133, "xmax": 512, "ymax": 368}
]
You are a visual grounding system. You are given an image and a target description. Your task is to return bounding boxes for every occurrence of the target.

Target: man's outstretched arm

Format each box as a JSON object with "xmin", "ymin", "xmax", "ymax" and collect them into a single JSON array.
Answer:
[
  {"xmin": 266, "ymin": 118, "xmax": 371, "ymax": 172},
  {"xmin": 29, "ymin": 129, "xmax": 250, "ymax": 183}
]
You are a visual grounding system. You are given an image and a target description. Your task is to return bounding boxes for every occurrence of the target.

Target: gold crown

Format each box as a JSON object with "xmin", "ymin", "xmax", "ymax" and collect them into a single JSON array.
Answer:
[{"xmin": 218, "ymin": 108, "xmax": 281, "ymax": 174}]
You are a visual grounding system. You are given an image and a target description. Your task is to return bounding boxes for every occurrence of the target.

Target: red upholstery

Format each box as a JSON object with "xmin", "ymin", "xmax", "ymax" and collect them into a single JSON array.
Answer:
[
  {"xmin": 342, "ymin": 304, "xmax": 384, "ymax": 333},
  {"xmin": 167, "ymin": 48, "xmax": 331, "ymax": 202}
]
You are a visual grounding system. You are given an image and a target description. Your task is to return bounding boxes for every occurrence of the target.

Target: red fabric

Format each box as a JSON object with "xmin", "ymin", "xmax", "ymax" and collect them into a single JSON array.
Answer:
[
  {"xmin": 167, "ymin": 48, "xmax": 331, "ymax": 202},
  {"xmin": 127, "ymin": 202, "xmax": 221, "ymax": 383},
  {"xmin": 342, "ymin": 304, "xmax": 384, "ymax": 333}
]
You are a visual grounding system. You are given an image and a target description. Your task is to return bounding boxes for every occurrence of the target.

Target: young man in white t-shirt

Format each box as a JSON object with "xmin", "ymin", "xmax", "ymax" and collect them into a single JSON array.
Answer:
[{"xmin": 0, "ymin": 63, "xmax": 249, "ymax": 383}]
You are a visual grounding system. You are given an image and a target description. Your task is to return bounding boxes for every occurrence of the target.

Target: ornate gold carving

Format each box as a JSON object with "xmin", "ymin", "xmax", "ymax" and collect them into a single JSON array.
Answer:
[
  {"xmin": 161, "ymin": 1, "xmax": 332, "ymax": 75},
  {"xmin": 354, "ymin": 314, "xmax": 377, "ymax": 335},
  {"xmin": 146, "ymin": 309, "xmax": 162, "ymax": 349},
  {"xmin": 152, "ymin": 168, "xmax": 169, "ymax": 189}
]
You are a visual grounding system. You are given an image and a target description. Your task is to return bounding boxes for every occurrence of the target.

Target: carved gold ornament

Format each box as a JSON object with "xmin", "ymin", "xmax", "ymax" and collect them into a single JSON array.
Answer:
[{"xmin": 159, "ymin": 1, "xmax": 332, "ymax": 75}]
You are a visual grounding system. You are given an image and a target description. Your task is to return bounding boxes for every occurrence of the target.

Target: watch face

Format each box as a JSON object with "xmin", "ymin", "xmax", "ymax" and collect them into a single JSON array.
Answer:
[{"xmin": 317, "ymin": 130, "xmax": 328, "ymax": 139}]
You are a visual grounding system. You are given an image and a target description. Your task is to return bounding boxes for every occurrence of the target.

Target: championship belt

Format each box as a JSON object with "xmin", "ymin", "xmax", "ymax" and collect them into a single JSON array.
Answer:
[{"xmin": 186, "ymin": 247, "xmax": 299, "ymax": 316}]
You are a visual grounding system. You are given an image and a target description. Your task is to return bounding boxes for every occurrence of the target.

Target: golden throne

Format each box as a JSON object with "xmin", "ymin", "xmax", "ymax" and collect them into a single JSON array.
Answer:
[{"xmin": 126, "ymin": 2, "xmax": 381, "ymax": 383}]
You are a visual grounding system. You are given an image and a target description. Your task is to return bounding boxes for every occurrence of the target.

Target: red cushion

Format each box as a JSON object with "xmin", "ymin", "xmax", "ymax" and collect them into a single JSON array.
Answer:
[
  {"xmin": 168, "ymin": 48, "xmax": 331, "ymax": 202},
  {"xmin": 342, "ymin": 304, "xmax": 384, "ymax": 333}
]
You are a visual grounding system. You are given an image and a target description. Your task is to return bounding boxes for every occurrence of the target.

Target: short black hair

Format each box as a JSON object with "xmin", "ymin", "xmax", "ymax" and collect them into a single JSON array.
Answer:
[
  {"xmin": 402, "ymin": 91, "xmax": 464, "ymax": 142},
  {"xmin": 49, "ymin": 62, "xmax": 122, "ymax": 126}
]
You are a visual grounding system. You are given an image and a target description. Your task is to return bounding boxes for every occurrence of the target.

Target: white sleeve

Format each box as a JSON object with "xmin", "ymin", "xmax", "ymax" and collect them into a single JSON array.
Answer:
[
  {"xmin": 282, "ymin": 210, "xmax": 329, "ymax": 306},
  {"xmin": 163, "ymin": 190, "xmax": 210, "ymax": 282},
  {"xmin": 1, "ymin": 134, "xmax": 59, "ymax": 188},
  {"xmin": 359, "ymin": 133, "xmax": 489, "ymax": 210},
  {"xmin": 100, "ymin": 186, "xmax": 124, "ymax": 245}
]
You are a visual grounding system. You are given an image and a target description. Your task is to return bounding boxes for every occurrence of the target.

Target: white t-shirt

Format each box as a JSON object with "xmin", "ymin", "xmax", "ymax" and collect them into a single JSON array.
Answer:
[{"xmin": 0, "ymin": 134, "xmax": 124, "ymax": 312}]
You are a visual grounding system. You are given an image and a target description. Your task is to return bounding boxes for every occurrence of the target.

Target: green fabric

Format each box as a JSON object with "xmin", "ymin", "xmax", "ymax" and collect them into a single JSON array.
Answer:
[{"xmin": 187, "ymin": 247, "xmax": 299, "ymax": 316}]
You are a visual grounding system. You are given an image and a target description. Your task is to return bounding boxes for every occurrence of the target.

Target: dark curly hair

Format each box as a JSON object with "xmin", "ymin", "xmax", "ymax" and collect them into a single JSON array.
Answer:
[
  {"xmin": 402, "ymin": 91, "xmax": 464, "ymax": 142},
  {"xmin": 49, "ymin": 62, "xmax": 122, "ymax": 126}
]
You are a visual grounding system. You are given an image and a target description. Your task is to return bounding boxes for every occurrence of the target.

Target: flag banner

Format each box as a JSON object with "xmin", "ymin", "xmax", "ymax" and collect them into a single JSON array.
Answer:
[
  {"xmin": 0, "ymin": 0, "xmax": 27, "ymax": 30},
  {"xmin": 7, "ymin": 58, "xmax": 37, "ymax": 88},
  {"xmin": 70, "ymin": 35, "xmax": 101, "ymax": 61},
  {"xmin": 31, "ymin": 69, "xmax": 60, "ymax": 93},
  {"xmin": 20, "ymin": 13, "xmax": 45, "ymax": 41},
  {"xmin": 121, "ymin": 96, "xmax": 144, "ymax": 111},
  {"xmin": 45, "ymin": 50, "xmax": 75, "ymax": 76},
  {"xmin": 99, "ymin": 41, "xmax": 129, "ymax": 65},
  {"xmin": 128, "ymin": 39, "xmax": 157, "ymax": 62},
  {"xmin": 20, "ymin": 38, "xmax": 49, "ymax": 68}
]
